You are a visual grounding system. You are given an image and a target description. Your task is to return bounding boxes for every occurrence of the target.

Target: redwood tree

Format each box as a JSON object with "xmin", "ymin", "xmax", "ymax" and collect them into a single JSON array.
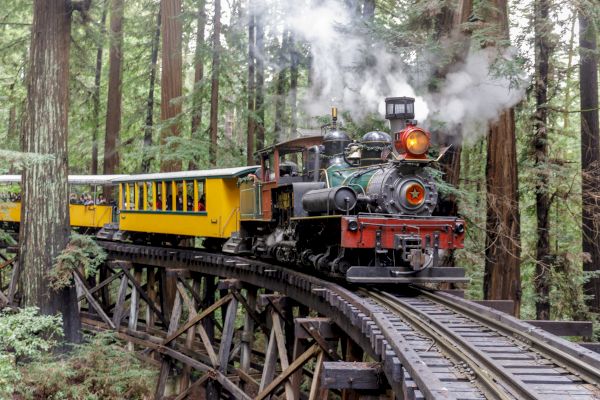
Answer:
[
  {"xmin": 104, "ymin": 0, "xmax": 124, "ymax": 187},
  {"xmin": 91, "ymin": 0, "xmax": 108, "ymax": 175},
  {"xmin": 208, "ymin": 0, "xmax": 222, "ymax": 166},
  {"xmin": 142, "ymin": 7, "xmax": 162, "ymax": 173},
  {"xmin": 190, "ymin": 0, "xmax": 206, "ymax": 170},
  {"xmin": 20, "ymin": 0, "xmax": 86, "ymax": 343},
  {"xmin": 431, "ymin": 0, "xmax": 472, "ymax": 220},
  {"xmin": 255, "ymin": 13, "xmax": 265, "ymax": 151},
  {"xmin": 579, "ymin": 9, "xmax": 600, "ymax": 313},
  {"xmin": 160, "ymin": 0, "xmax": 183, "ymax": 172},
  {"xmin": 246, "ymin": 0, "xmax": 256, "ymax": 165},
  {"xmin": 483, "ymin": 0, "xmax": 522, "ymax": 316},
  {"xmin": 289, "ymin": 30, "xmax": 299, "ymax": 138},
  {"xmin": 274, "ymin": 32, "xmax": 289, "ymax": 143},
  {"xmin": 533, "ymin": 0, "xmax": 552, "ymax": 320}
]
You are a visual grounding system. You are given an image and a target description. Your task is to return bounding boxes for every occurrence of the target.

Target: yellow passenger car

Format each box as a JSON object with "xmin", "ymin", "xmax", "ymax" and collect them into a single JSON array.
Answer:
[
  {"xmin": 114, "ymin": 167, "xmax": 258, "ymax": 240},
  {"xmin": 0, "ymin": 175, "xmax": 124, "ymax": 229}
]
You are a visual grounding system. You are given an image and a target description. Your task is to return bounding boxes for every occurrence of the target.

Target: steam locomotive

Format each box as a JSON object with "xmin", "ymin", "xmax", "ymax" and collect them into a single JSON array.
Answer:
[{"xmin": 226, "ymin": 97, "xmax": 466, "ymax": 283}]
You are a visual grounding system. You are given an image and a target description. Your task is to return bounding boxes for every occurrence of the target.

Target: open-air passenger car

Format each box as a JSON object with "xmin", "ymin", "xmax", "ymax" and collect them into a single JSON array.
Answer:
[
  {"xmin": 111, "ymin": 167, "xmax": 258, "ymax": 244},
  {"xmin": 0, "ymin": 175, "xmax": 124, "ymax": 230}
]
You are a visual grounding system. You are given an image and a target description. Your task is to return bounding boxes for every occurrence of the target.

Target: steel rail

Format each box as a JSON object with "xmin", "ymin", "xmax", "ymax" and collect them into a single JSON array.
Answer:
[
  {"xmin": 418, "ymin": 289, "xmax": 600, "ymax": 388},
  {"xmin": 367, "ymin": 290, "xmax": 538, "ymax": 400}
]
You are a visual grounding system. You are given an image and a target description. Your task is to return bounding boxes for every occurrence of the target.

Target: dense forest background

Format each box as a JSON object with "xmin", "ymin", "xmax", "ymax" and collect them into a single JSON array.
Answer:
[{"xmin": 0, "ymin": 0, "xmax": 598, "ymax": 325}]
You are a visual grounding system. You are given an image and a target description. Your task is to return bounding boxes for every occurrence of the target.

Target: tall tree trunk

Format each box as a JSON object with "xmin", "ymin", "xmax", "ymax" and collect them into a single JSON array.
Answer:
[
  {"xmin": 483, "ymin": 0, "xmax": 522, "ymax": 317},
  {"xmin": 362, "ymin": 0, "xmax": 374, "ymax": 20},
  {"xmin": 7, "ymin": 83, "xmax": 17, "ymax": 142},
  {"xmin": 104, "ymin": 0, "xmax": 124, "ymax": 197},
  {"xmin": 142, "ymin": 7, "xmax": 162, "ymax": 173},
  {"xmin": 431, "ymin": 0, "xmax": 472, "ymax": 248},
  {"xmin": 208, "ymin": 0, "xmax": 222, "ymax": 166},
  {"xmin": 533, "ymin": 0, "xmax": 551, "ymax": 320},
  {"xmin": 160, "ymin": 0, "xmax": 183, "ymax": 172},
  {"xmin": 246, "ymin": 1, "xmax": 256, "ymax": 166},
  {"xmin": 190, "ymin": 0, "xmax": 206, "ymax": 170},
  {"xmin": 91, "ymin": 0, "xmax": 108, "ymax": 175},
  {"xmin": 562, "ymin": 13, "xmax": 576, "ymax": 131},
  {"xmin": 274, "ymin": 32, "xmax": 288, "ymax": 143},
  {"xmin": 579, "ymin": 10, "xmax": 600, "ymax": 314},
  {"xmin": 20, "ymin": 0, "xmax": 80, "ymax": 343},
  {"xmin": 255, "ymin": 13, "xmax": 265, "ymax": 151},
  {"xmin": 289, "ymin": 31, "xmax": 299, "ymax": 138}
]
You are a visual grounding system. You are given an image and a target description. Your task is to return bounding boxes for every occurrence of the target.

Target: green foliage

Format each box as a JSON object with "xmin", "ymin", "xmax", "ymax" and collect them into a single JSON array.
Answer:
[
  {"xmin": 14, "ymin": 332, "xmax": 156, "ymax": 400},
  {"xmin": 0, "ymin": 309, "xmax": 156, "ymax": 399},
  {"xmin": 0, "ymin": 307, "xmax": 63, "ymax": 397},
  {"xmin": 0, "ymin": 228, "xmax": 16, "ymax": 246},
  {"xmin": 0, "ymin": 307, "xmax": 64, "ymax": 362},
  {"xmin": 0, "ymin": 150, "xmax": 55, "ymax": 174},
  {"xmin": 49, "ymin": 233, "xmax": 107, "ymax": 291}
]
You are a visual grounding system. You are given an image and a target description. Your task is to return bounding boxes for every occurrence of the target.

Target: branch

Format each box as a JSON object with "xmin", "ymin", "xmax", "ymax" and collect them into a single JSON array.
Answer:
[{"xmin": 548, "ymin": 106, "xmax": 600, "ymax": 114}]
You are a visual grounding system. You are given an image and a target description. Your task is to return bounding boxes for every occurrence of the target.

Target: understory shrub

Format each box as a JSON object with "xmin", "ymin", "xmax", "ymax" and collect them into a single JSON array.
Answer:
[
  {"xmin": 13, "ymin": 332, "xmax": 157, "ymax": 400},
  {"xmin": 0, "ymin": 308, "xmax": 156, "ymax": 399}
]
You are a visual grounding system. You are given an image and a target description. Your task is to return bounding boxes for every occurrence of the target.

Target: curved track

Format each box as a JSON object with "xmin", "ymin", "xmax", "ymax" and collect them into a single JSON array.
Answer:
[
  {"xmin": 97, "ymin": 242, "xmax": 600, "ymax": 399},
  {"xmin": 366, "ymin": 289, "xmax": 600, "ymax": 400}
]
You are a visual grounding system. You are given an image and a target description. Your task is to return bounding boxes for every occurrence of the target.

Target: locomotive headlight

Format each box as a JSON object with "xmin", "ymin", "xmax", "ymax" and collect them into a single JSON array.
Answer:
[
  {"xmin": 405, "ymin": 129, "xmax": 430, "ymax": 155},
  {"xmin": 400, "ymin": 180, "xmax": 426, "ymax": 208}
]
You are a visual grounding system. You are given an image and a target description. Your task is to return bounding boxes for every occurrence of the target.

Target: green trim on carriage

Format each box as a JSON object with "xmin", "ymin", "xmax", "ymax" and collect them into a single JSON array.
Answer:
[{"xmin": 119, "ymin": 210, "xmax": 208, "ymax": 216}]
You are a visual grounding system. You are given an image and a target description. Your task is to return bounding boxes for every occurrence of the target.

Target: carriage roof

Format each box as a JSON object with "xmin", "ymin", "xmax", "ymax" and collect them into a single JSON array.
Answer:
[
  {"xmin": 113, "ymin": 166, "xmax": 259, "ymax": 183},
  {"xmin": 0, "ymin": 175, "xmax": 127, "ymax": 185}
]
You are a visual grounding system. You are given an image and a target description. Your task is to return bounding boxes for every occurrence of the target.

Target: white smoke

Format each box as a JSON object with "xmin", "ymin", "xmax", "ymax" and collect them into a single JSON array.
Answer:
[
  {"xmin": 267, "ymin": 0, "xmax": 525, "ymax": 138},
  {"xmin": 424, "ymin": 48, "xmax": 527, "ymax": 140}
]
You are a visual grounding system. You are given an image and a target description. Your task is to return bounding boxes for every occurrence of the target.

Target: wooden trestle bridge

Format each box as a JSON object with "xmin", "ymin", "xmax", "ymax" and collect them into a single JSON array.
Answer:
[{"xmin": 1, "ymin": 240, "xmax": 600, "ymax": 400}]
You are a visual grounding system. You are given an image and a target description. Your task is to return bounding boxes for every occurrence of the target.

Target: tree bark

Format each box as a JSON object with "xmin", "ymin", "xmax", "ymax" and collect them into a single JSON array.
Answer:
[
  {"xmin": 255, "ymin": 13, "xmax": 265, "ymax": 151},
  {"xmin": 579, "ymin": 10, "xmax": 600, "ymax": 313},
  {"xmin": 104, "ymin": 0, "xmax": 124, "ymax": 196},
  {"xmin": 91, "ymin": 0, "xmax": 108, "ymax": 175},
  {"xmin": 562, "ymin": 13, "xmax": 576, "ymax": 131},
  {"xmin": 533, "ymin": 0, "xmax": 551, "ymax": 320},
  {"xmin": 431, "ymin": 0, "xmax": 472, "ymax": 235},
  {"xmin": 483, "ymin": 0, "xmax": 522, "ymax": 317},
  {"xmin": 190, "ymin": 0, "xmax": 206, "ymax": 170},
  {"xmin": 289, "ymin": 31, "xmax": 299, "ymax": 138},
  {"xmin": 208, "ymin": 0, "xmax": 222, "ymax": 166},
  {"xmin": 20, "ymin": 0, "xmax": 80, "ymax": 343},
  {"xmin": 160, "ymin": 0, "xmax": 183, "ymax": 172},
  {"xmin": 246, "ymin": 1, "xmax": 256, "ymax": 165},
  {"xmin": 362, "ymin": 0, "xmax": 374, "ymax": 21},
  {"xmin": 142, "ymin": 7, "xmax": 162, "ymax": 173},
  {"xmin": 7, "ymin": 83, "xmax": 17, "ymax": 142},
  {"xmin": 274, "ymin": 32, "xmax": 288, "ymax": 143}
]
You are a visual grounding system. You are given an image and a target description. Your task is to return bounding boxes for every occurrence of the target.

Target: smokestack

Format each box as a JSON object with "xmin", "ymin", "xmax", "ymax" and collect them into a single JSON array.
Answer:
[{"xmin": 385, "ymin": 97, "xmax": 415, "ymax": 133}]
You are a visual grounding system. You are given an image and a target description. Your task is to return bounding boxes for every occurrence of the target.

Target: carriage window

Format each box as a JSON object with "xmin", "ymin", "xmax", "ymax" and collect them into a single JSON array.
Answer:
[
  {"xmin": 129, "ymin": 184, "xmax": 136, "ymax": 210},
  {"xmin": 196, "ymin": 180, "xmax": 206, "ymax": 212},
  {"xmin": 175, "ymin": 181, "xmax": 184, "ymax": 211}
]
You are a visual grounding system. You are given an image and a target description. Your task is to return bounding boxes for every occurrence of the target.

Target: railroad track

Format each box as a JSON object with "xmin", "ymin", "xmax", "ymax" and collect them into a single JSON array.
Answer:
[
  {"xmin": 93, "ymin": 242, "xmax": 600, "ymax": 399},
  {"xmin": 364, "ymin": 288, "xmax": 600, "ymax": 400}
]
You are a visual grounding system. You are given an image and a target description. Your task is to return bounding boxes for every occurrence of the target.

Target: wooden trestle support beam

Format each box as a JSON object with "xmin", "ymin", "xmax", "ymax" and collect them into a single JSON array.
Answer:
[
  {"xmin": 0, "ymin": 244, "xmax": 19, "ymax": 308},
  {"xmin": 70, "ymin": 260, "xmax": 388, "ymax": 400}
]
